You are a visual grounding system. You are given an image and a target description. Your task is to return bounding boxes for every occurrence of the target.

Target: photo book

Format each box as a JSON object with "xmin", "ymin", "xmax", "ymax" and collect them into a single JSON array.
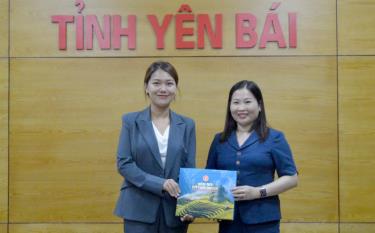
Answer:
[{"xmin": 176, "ymin": 168, "xmax": 237, "ymax": 220}]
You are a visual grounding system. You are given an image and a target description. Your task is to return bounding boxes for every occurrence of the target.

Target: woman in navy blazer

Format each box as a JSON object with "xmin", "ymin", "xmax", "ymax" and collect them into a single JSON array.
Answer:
[
  {"xmin": 114, "ymin": 61, "xmax": 195, "ymax": 233},
  {"xmin": 206, "ymin": 80, "xmax": 298, "ymax": 233}
]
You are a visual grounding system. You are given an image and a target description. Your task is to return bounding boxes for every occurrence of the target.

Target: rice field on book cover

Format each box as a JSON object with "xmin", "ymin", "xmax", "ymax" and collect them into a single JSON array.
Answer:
[{"xmin": 176, "ymin": 168, "xmax": 237, "ymax": 220}]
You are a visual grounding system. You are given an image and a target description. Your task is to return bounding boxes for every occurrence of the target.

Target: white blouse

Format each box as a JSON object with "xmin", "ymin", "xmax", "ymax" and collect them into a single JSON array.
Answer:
[{"xmin": 152, "ymin": 122, "xmax": 170, "ymax": 168}]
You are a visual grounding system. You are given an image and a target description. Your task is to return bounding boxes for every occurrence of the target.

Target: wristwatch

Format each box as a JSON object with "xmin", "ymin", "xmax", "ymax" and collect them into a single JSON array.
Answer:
[{"xmin": 259, "ymin": 187, "xmax": 267, "ymax": 198}]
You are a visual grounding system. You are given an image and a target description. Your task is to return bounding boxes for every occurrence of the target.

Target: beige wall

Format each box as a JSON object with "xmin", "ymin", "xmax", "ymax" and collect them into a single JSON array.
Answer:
[
  {"xmin": 0, "ymin": 0, "xmax": 8, "ymax": 57},
  {"xmin": 338, "ymin": 0, "xmax": 375, "ymax": 230},
  {"xmin": 0, "ymin": 59, "xmax": 8, "ymax": 225},
  {"xmin": 339, "ymin": 57, "xmax": 375, "ymax": 222},
  {"xmin": 1, "ymin": 0, "xmax": 374, "ymax": 232},
  {"xmin": 0, "ymin": 0, "xmax": 9, "ymax": 223},
  {"xmin": 339, "ymin": 0, "xmax": 375, "ymax": 55}
]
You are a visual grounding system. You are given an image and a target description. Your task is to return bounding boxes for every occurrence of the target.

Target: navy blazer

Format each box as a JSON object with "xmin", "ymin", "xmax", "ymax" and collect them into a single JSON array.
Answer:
[
  {"xmin": 206, "ymin": 129, "xmax": 297, "ymax": 224},
  {"xmin": 114, "ymin": 107, "xmax": 196, "ymax": 227}
]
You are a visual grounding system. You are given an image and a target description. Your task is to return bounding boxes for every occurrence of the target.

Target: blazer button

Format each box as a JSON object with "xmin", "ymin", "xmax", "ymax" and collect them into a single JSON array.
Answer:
[
  {"xmin": 236, "ymin": 151, "xmax": 241, "ymax": 156},
  {"xmin": 237, "ymin": 170, "xmax": 240, "ymax": 175},
  {"xmin": 236, "ymin": 160, "xmax": 240, "ymax": 165}
]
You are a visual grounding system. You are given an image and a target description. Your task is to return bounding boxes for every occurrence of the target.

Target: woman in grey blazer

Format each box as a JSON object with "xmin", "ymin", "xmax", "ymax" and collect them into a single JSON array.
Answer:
[{"xmin": 114, "ymin": 61, "xmax": 196, "ymax": 233}]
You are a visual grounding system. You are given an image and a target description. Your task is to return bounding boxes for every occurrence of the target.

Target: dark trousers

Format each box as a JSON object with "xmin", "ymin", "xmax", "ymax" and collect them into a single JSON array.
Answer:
[
  {"xmin": 124, "ymin": 206, "xmax": 188, "ymax": 233},
  {"xmin": 219, "ymin": 208, "xmax": 280, "ymax": 233}
]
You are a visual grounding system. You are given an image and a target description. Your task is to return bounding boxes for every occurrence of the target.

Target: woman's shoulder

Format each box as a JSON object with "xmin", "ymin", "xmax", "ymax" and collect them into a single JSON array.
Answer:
[
  {"xmin": 267, "ymin": 128, "xmax": 286, "ymax": 142},
  {"xmin": 210, "ymin": 132, "xmax": 223, "ymax": 144},
  {"xmin": 121, "ymin": 110, "xmax": 143, "ymax": 123},
  {"xmin": 171, "ymin": 111, "xmax": 195, "ymax": 126}
]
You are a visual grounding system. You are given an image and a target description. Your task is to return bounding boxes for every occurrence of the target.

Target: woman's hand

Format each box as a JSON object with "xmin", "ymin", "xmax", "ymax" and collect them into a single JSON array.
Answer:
[
  {"xmin": 163, "ymin": 179, "xmax": 180, "ymax": 198},
  {"xmin": 231, "ymin": 185, "xmax": 259, "ymax": 201},
  {"xmin": 180, "ymin": 214, "xmax": 194, "ymax": 223}
]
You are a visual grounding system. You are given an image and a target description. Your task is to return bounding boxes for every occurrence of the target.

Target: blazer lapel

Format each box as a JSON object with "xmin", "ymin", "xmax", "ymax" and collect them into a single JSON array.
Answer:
[
  {"xmin": 227, "ymin": 130, "xmax": 260, "ymax": 150},
  {"xmin": 240, "ymin": 131, "xmax": 260, "ymax": 149},
  {"xmin": 164, "ymin": 111, "xmax": 185, "ymax": 177},
  {"xmin": 135, "ymin": 107, "xmax": 164, "ymax": 169},
  {"xmin": 227, "ymin": 131, "xmax": 239, "ymax": 150}
]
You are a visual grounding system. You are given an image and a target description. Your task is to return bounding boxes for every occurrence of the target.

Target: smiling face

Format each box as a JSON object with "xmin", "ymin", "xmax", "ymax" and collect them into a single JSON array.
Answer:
[
  {"xmin": 230, "ymin": 87, "xmax": 261, "ymax": 129},
  {"xmin": 145, "ymin": 69, "xmax": 177, "ymax": 109}
]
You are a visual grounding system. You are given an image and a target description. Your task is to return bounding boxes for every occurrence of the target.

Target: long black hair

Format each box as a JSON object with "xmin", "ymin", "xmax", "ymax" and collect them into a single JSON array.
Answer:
[{"xmin": 220, "ymin": 80, "xmax": 269, "ymax": 142}]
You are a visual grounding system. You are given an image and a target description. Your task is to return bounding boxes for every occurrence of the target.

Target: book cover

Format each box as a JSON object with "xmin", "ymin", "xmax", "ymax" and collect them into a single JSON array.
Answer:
[{"xmin": 176, "ymin": 168, "xmax": 237, "ymax": 220}]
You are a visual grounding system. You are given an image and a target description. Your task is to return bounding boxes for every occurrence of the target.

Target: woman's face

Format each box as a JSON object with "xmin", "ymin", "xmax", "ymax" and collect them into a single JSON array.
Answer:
[
  {"xmin": 145, "ymin": 69, "xmax": 177, "ymax": 109},
  {"xmin": 230, "ymin": 87, "xmax": 261, "ymax": 128}
]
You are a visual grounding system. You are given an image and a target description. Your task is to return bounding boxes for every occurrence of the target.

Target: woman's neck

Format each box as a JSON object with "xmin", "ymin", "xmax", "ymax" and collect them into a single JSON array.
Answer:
[
  {"xmin": 236, "ymin": 123, "xmax": 252, "ymax": 133},
  {"xmin": 150, "ymin": 105, "xmax": 170, "ymax": 120}
]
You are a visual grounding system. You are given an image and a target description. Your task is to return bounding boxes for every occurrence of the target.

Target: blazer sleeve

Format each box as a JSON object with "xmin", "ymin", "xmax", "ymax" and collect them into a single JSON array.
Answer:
[
  {"xmin": 271, "ymin": 131, "xmax": 298, "ymax": 177},
  {"xmin": 116, "ymin": 115, "xmax": 165, "ymax": 197},
  {"xmin": 184, "ymin": 120, "xmax": 196, "ymax": 168},
  {"xmin": 206, "ymin": 134, "xmax": 220, "ymax": 169}
]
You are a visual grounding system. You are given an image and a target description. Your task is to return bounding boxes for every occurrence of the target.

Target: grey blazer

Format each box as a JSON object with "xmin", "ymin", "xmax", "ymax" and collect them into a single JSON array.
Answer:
[{"xmin": 114, "ymin": 107, "xmax": 196, "ymax": 227}]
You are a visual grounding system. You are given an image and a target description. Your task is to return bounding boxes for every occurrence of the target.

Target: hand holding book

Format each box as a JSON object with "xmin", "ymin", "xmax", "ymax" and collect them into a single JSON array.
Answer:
[
  {"xmin": 163, "ymin": 179, "xmax": 180, "ymax": 198},
  {"xmin": 231, "ymin": 185, "xmax": 260, "ymax": 201}
]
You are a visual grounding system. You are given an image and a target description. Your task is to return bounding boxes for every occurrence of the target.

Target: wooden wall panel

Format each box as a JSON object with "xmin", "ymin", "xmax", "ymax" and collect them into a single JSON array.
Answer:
[
  {"xmin": 10, "ymin": 57, "xmax": 336, "ymax": 222},
  {"xmin": 0, "ymin": 59, "xmax": 8, "ymax": 223},
  {"xmin": 188, "ymin": 223, "xmax": 218, "ymax": 233},
  {"xmin": 262, "ymin": 57, "xmax": 338, "ymax": 221},
  {"xmin": 0, "ymin": 0, "xmax": 8, "ymax": 57},
  {"xmin": 281, "ymin": 223, "xmax": 338, "ymax": 233},
  {"xmin": 9, "ymin": 58, "xmax": 140, "ymax": 222},
  {"xmin": 9, "ymin": 224, "xmax": 122, "ymax": 233},
  {"xmin": 8, "ymin": 223, "xmax": 217, "ymax": 233},
  {"xmin": 339, "ymin": 57, "xmax": 375, "ymax": 221},
  {"xmin": 7, "ymin": 223, "xmax": 342, "ymax": 233},
  {"xmin": 339, "ymin": 0, "xmax": 375, "ymax": 55},
  {"xmin": 0, "ymin": 224, "xmax": 7, "ymax": 233},
  {"xmin": 11, "ymin": 0, "xmax": 336, "ymax": 57},
  {"xmin": 341, "ymin": 223, "xmax": 375, "ymax": 233}
]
